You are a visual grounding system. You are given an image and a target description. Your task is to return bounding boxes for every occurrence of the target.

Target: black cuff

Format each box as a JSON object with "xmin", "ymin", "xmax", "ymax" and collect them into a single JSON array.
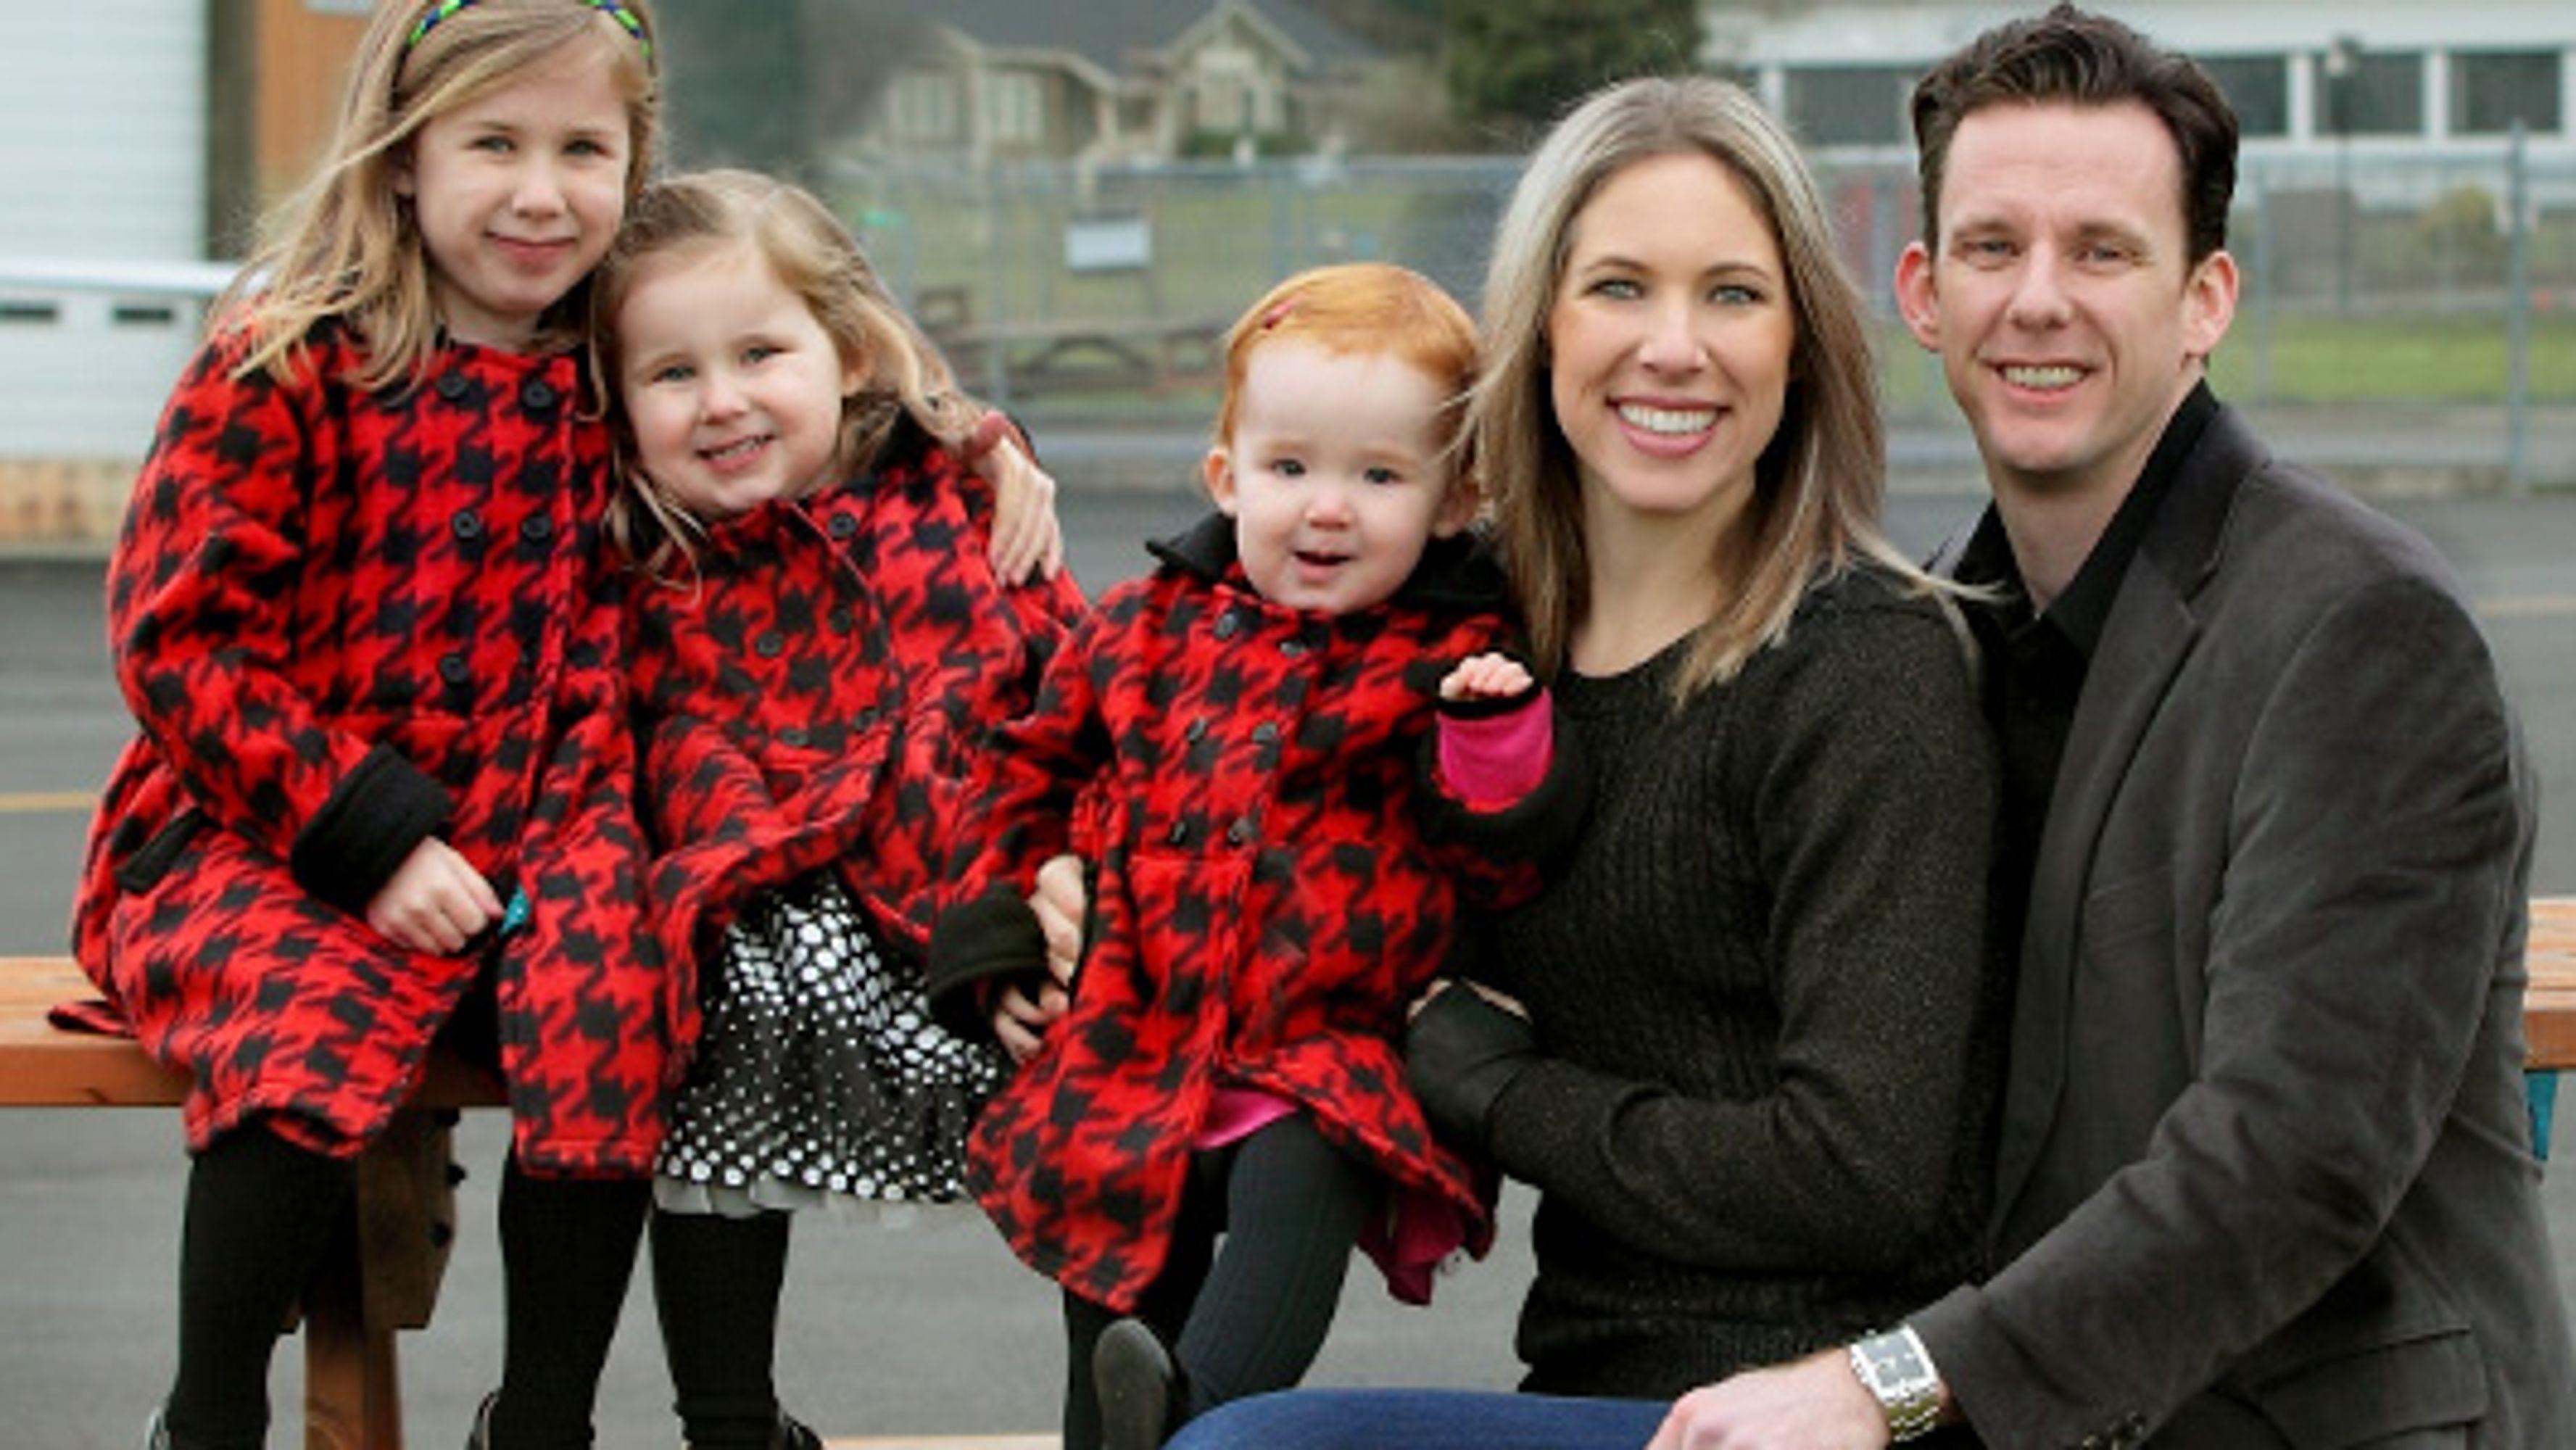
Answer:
[
  {"xmin": 1404, "ymin": 985, "xmax": 1537, "ymax": 1153},
  {"xmin": 927, "ymin": 890, "xmax": 1048, "ymax": 1040},
  {"xmin": 1420, "ymin": 710, "xmax": 1591, "ymax": 869},
  {"xmin": 289, "ymin": 744, "xmax": 453, "ymax": 916}
]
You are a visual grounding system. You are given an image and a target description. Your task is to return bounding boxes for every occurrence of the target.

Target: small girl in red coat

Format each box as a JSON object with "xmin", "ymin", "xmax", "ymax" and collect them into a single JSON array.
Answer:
[
  {"xmin": 591, "ymin": 167, "xmax": 1085, "ymax": 1450},
  {"xmin": 928, "ymin": 262, "xmax": 1560, "ymax": 1450},
  {"xmin": 73, "ymin": 4, "xmax": 673, "ymax": 1447}
]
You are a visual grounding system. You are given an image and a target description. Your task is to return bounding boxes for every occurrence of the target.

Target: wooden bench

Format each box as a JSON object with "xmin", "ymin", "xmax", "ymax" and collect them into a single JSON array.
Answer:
[
  {"xmin": 6, "ymin": 902, "xmax": 2572, "ymax": 1447},
  {"xmin": 2527, "ymin": 897, "xmax": 2576, "ymax": 1070},
  {"xmin": 0, "ymin": 956, "xmax": 502, "ymax": 1450}
]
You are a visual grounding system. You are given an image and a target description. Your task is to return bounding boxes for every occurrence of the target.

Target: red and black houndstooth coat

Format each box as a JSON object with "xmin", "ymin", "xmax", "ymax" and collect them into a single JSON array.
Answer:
[
  {"xmin": 929, "ymin": 513, "xmax": 1520, "ymax": 1312},
  {"xmin": 628, "ymin": 418, "xmax": 1086, "ymax": 1055},
  {"xmin": 73, "ymin": 324, "xmax": 666, "ymax": 1175}
]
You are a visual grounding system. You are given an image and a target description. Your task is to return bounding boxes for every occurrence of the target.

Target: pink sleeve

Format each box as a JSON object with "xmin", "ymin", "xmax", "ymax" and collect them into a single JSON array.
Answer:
[{"xmin": 1436, "ymin": 689, "xmax": 1553, "ymax": 811}]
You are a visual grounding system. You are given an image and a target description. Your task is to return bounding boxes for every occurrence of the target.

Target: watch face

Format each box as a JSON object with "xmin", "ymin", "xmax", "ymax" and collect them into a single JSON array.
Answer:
[{"xmin": 1860, "ymin": 1334, "xmax": 1927, "ymax": 1380}]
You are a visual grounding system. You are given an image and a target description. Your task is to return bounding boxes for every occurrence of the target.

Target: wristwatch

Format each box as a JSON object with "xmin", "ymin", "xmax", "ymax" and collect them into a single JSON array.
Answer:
[{"xmin": 1847, "ymin": 1326, "xmax": 1943, "ymax": 1441}]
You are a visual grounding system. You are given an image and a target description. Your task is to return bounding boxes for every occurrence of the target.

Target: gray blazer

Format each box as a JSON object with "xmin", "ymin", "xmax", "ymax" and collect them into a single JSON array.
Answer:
[{"xmin": 1915, "ymin": 405, "xmax": 2576, "ymax": 1449}]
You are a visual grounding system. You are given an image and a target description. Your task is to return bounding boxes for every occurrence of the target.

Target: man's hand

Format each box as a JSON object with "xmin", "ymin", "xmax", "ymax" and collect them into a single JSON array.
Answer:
[
  {"xmin": 962, "ymin": 411, "xmax": 1064, "ymax": 584},
  {"xmin": 1647, "ymin": 1350, "xmax": 1893, "ymax": 1450}
]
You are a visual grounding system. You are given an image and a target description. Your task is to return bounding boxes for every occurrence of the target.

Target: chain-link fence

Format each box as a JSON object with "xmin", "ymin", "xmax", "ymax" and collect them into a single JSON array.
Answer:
[{"xmin": 835, "ymin": 138, "xmax": 2576, "ymax": 489}]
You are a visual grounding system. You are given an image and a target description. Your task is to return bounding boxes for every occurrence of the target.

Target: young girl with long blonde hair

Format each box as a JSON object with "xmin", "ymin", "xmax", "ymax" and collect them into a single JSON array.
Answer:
[{"xmin": 74, "ymin": 3, "xmax": 673, "ymax": 1446}]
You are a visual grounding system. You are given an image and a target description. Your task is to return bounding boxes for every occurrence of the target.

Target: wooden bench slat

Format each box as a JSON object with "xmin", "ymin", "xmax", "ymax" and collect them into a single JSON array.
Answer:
[
  {"xmin": 0, "ymin": 956, "xmax": 504, "ymax": 1108},
  {"xmin": 2528, "ymin": 898, "xmax": 2576, "ymax": 1070}
]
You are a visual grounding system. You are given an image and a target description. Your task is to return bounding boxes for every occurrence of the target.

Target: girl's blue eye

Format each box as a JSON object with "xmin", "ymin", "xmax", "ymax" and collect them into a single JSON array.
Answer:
[
  {"xmin": 1275, "ymin": 458, "xmax": 1306, "ymax": 477},
  {"xmin": 1590, "ymin": 277, "xmax": 1641, "ymax": 300},
  {"xmin": 1363, "ymin": 465, "xmax": 1400, "ymax": 485}
]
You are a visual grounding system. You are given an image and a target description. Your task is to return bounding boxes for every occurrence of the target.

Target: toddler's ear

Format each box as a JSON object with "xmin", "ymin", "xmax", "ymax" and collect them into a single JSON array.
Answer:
[
  {"xmin": 1433, "ymin": 474, "xmax": 1482, "ymax": 537},
  {"xmin": 1201, "ymin": 447, "xmax": 1241, "ymax": 517}
]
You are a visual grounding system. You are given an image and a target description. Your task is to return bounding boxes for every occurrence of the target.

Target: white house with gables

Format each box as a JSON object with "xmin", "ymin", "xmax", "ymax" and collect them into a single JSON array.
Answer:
[{"xmin": 866, "ymin": 0, "xmax": 1380, "ymax": 169}]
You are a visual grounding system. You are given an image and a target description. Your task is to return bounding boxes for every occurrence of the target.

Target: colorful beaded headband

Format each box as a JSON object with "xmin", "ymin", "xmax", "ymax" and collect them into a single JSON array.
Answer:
[{"xmin": 406, "ymin": 0, "xmax": 653, "ymax": 61}]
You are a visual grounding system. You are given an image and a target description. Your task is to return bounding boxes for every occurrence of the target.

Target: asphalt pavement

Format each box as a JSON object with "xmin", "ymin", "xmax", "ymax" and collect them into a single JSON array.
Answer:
[{"xmin": 3, "ymin": 478, "xmax": 2573, "ymax": 1448}]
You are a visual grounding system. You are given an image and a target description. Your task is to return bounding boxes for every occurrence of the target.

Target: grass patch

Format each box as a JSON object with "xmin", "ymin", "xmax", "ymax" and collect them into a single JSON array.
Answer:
[{"xmin": 2213, "ymin": 311, "xmax": 2576, "ymax": 403}]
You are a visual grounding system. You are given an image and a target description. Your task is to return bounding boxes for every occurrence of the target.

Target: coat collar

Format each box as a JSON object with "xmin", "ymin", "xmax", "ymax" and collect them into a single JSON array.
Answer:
[
  {"xmin": 1993, "ymin": 399, "xmax": 2268, "ymax": 1219},
  {"xmin": 1145, "ymin": 510, "xmax": 1512, "ymax": 616}
]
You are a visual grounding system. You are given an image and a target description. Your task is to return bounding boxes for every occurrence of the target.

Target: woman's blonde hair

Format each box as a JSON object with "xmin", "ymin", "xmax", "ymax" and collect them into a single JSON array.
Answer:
[
  {"xmin": 1475, "ymin": 74, "xmax": 1930, "ymax": 699},
  {"xmin": 225, "ymin": 0, "xmax": 663, "ymax": 390},
  {"xmin": 589, "ymin": 167, "xmax": 980, "ymax": 571}
]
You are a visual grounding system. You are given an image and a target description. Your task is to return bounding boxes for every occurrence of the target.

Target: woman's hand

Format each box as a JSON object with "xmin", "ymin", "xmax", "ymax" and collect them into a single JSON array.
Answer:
[
  {"xmin": 963, "ymin": 412, "xmax": 1064, "ymax": 585},
  {"xmin": 364, "ymin": 837, "xmax": 502, "ymax": 954},
  {"xmin": 1404, "ymin": 977, "xmax": 1537, "ymax": 1151}
]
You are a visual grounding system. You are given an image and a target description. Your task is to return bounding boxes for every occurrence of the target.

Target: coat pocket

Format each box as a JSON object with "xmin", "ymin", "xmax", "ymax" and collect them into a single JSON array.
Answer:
[
  {"xmin": 2229, "ymin": 1246, "xmax": 2486, "ymax": 1446},
  {"xmin": 2242, "ymin": 1329, "xmax": 2482, "ymax": 1446}
]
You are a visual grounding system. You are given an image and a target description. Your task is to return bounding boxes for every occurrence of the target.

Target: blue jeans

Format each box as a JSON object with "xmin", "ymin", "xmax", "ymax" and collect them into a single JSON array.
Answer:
[{"xmin": 1163, "ymin": 1388, "xmax": 1668, "ymax": 1450}]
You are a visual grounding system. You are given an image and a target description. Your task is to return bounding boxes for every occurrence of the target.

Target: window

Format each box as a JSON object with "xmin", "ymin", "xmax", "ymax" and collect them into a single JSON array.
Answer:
[
  {"xmin": 1784, "ymin": 66, "xmax": 1914, "ymax": 146},
  {"xmin": 112, "ymin": 302, "xmax": 180, "ymax": 326},
  {"xmin": 987, "ymin": 72, "xmax": 1044, "ymax": 145},
  {"xmin": 0, "ymin": 300, "xmax": 59, "ymax": 325},
  {"xmin": 889, "ymin": 73, "xmax": 960, "ymax": 141},
  {"xmin": 2201, "ymin": 55, "xmax": 2288, "ymax": 138},
  {"xmin": 2316, "ymin": 50, "xmax": 2422, "ymax": 138},
  {"xmin": 2452, "ymin": 51, "xmax": 2561, "ymax": 136}
]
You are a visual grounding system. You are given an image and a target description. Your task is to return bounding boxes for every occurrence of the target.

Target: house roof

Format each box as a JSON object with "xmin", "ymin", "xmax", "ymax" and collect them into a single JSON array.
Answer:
[{"xmin": 935, "ymin": 0, "xmax": 1374, "ymax": 76}]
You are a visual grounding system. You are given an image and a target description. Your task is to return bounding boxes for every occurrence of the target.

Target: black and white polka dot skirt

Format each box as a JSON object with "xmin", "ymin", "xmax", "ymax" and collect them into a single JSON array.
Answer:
[{"xmin": 655, "ymin": 869, "xmax": 1006, "ymax": 1217}]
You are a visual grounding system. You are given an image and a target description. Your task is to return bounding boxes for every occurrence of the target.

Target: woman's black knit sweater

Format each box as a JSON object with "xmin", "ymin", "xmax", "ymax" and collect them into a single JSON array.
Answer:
[{"xmin": 1453, "ymin": 563, "xmax": 2007, "ymax": 1399}]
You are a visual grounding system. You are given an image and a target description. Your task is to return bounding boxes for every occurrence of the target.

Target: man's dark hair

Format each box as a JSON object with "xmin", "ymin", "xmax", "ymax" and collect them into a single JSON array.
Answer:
[{"xmin": 1910, "ymin": 2, "xmax": 2239, "ymax": 262}]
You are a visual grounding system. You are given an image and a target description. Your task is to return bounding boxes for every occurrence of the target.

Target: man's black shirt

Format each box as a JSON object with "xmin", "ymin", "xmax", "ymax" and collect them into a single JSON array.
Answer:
[{"xmin": 1953, "ymin": 381, "xmax": 2218, "ymax": 927}]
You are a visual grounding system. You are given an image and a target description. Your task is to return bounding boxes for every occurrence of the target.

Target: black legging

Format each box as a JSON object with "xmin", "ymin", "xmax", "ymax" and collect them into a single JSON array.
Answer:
[
  {"xmin": 160, "ymin": 1130, "xmax": 648, "ymax": 1450},
  {"xmin": 1059, "ymin": 1115, "xmax": 1379, "ymax": 1450},
  {"xmin": 160, "ymin": 974, "xmax": 650, "ymax": 1450},
  {"xmin": 649, "ymin": 1206, "xmax": 795, "ymax": 1449}
]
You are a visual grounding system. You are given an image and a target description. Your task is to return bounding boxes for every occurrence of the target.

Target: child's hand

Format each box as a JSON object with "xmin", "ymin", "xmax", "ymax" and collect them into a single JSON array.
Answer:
[
  {"xmin": 991, "ymin": 975, "xmax": 1071, "ymax": 1066},
  {"xmin": 964, "ymin": 412, "xmax": 1065, "ymax": 585},
  {"xmin": 1030, "ymin": 852, "xmax": 1088, "ymax": 988},
  {"xmin": 365, "ymin": 837, "xmax": 502, "ymax": 955},
  {"xmin": 1440, "ymin": 652, "xmax": 1534, "ymax": 705},
  {"xmin": 991, "ymin": 853, "xmax": 1088, "ymax": 1064}
]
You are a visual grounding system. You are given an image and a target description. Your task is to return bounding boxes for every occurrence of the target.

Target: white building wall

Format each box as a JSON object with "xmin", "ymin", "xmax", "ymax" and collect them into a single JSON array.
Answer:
[
  {"xmin": 1707, "ymin": 0, "xmax": 2576, "ymax": 159},
  {"xmin": 0, "ymin": 0, "xmax": 211, "ymax": 463}
]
